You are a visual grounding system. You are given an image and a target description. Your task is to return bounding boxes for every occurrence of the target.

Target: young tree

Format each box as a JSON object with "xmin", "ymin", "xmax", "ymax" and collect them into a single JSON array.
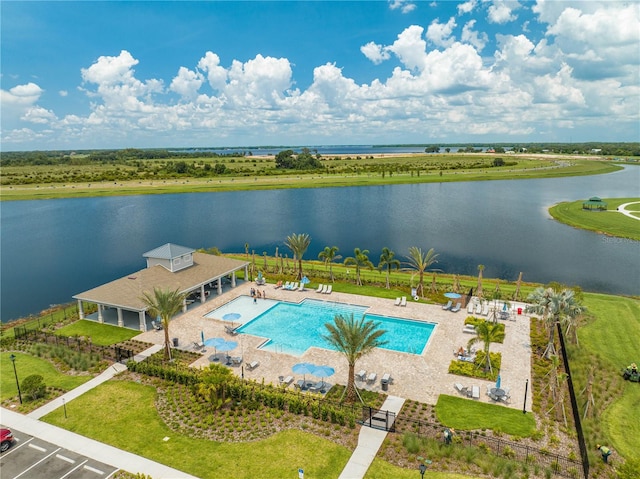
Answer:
[
  {"xmin": 378, "ymin": 247, "xmax": 400, "ymax": 289},
  {"xmin": 284, "ymin": 233, "xmax": 311, "ymax": 280},
  {"xmin": 403, "ymin": 247, "xmax": 440, "ymax": 298},
  {"xmin": 476, "ymin": 264, "xmax": 485, "ymax": 298},
  {"xmin": 21, "ymin": 374, "xmax": 46, "ymax": 401},
  {"xmin": 318, "ymin": 246, "xmax": 342, "ymax": 282},
  {"xmin": 467, "ymin": 321, "xmax": 505, "ymax": 373},
  {"xmin": 141, "ymin": 287, "xmax": 186, "ymax": 360},
  {"xmin": 343, "ymin": 248, "xmax": 374, "ymax": 286},
  {"xmin": 323, "ymin": 313, "xmax": 387, "ymax": 403}
]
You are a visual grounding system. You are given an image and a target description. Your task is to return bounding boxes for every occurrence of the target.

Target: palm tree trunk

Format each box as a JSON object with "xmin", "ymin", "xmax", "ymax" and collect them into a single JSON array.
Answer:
[
  {"xmin": 163, "ymin": 321, "xmax": 172, "ymax": 360},
  {"xmin": 385, "ymin": 269, "xmax": 390, "ymax": 289},
  {"xmin": 345, "ymin": 363, "xmax": 357, "ymax": 403},
  {"xmin": 298, "ymin": 258, "xmax": 303, "ymax": 280}
]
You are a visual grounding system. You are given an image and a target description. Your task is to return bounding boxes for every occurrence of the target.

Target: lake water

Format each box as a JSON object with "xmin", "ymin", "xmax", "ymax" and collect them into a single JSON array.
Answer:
[{"xmin": 1, "ymin": 166, "xmax": 639, "ymax": 321}]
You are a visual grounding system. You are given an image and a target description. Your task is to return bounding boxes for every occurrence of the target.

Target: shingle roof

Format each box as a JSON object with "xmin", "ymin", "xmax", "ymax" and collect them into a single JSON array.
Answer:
[
  {"xmin": 143, "ymin": 243, "xmax": 195, "ymax": 260},
  {"xmin": 73, "ymin": 253, "xmax": 248, "ymax": 311}
]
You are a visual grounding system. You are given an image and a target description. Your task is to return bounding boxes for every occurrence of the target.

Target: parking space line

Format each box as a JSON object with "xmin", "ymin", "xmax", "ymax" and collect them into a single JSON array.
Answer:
[
  {"xmin": 12, "ymin": 447, "xmax": 61, "ymax": 479},
  {"xmin": 84, "ymin": 465, "xmax": 105, "ymax": 475},
  {"xmin": 59, "ymin": 459, "xmax": 88, "ymax": 479},
  {"xmin": 28, "ymin": 443, "xmax": 47, "ymax": 452},
  {"xmin": 56, "ymin": 453, "xmax": 76, "ymax": 464},
  {"xmin": 1, "ymin": 437, "xmax": 33, "ymax": 457}
]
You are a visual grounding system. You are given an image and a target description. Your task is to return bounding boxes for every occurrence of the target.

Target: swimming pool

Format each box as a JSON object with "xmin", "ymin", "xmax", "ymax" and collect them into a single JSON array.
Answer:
[{"xmin": 207, "ymin": 296, "xmax": 435, "ymax": 356}]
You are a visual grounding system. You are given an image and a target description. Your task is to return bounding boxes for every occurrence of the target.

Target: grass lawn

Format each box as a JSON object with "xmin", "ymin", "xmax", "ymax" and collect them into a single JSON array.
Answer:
[
  {"xmin": 0, "ymin": 352, "xmax": 92, "ymax": 401},
  {"xmin": 365, "ymin": 459, "xmax": 470, "ymax": 479},
  {"xmin": 55, "ymin": 320, "xmax": 140, "ymax": 346},
  {"xmin": 43, "ymin": 380, "xmax": 352, "ymax": 479},
  {"xmin": 576, "ymin": 293, "xmax": 640, "ymax": 461},
  {"xmin": 435, "ymin": 395, "xmax": 536, "ymax": 438},
  {"xmin": 549, "ymin": 197, "xmax": 640, "ymax": 240}
]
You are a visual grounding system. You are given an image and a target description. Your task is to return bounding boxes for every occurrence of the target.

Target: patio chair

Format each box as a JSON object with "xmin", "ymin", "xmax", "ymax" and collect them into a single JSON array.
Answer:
[
  {"xmin": 231, "ymin": 356, "xmax": 243, "ymax": 365},
  {"xmin": 471, "ymin": 385, "xmax": 480, "ymax": 399},
  {"xmin": 381, "ymin": 372, "xmax": 392, "ymax": 384},
  {"xmin": 394, "ymin": 297, "xmax": 401, "ymax": 306},
  {"xmin": 400, "ymin": 296, "xmax": 407, "ymax": 306},
  {"xmin": 442, "ymin": 300, "xmax": 453, "ymax": 310},
  {"xmin": 316, "ymin": 284, "xmax": 324, "ymax": 293},
  {"xmin": 283, "ymin": 281, "xmax": 291, "ymax": 290},
  {"xmin": 356, "ymin": 369, "xmax": 367, "ymax": 381},
  {"xmin": 281, "ymin": 375, "xmax": 294, "ymax": 386},
  {"xmin": 247, "ymin": 360, "xmax": 260, "ymax": 370},
  {"xmin": 367, "ymin": 372, "xmax": 377, "ymax": 383},
  {"xmin": 289, "ymin": 282, "xmax": 299, "ymax": 291},
  {"xmin": 467, "ymin": 301, "xmax": 475, "ymax": 314},
  {"xmin": 320, "ymin": 284, "xmax": 328, "ymax": 294},
  {"xmin": 475, "ymin": 302, "xmax": 482, "ymax": 315},
  {"xmin": 482, "ymin": 302, "xmax": 489, "ymax": 315},
  {"xmin": 463, "ymin": 325, "xmax": 477, "ymax": 334},
  {"xmin": 324, "ymin": 284, "xmax": 332, "ymax": 294},
  {"xmin": 298, "ymin": 283, "xmax": 305, "ymax": 291},
  {"xmin": 454, "ymin": 383, "xmax": 468, "ymax": 395},
  {"xmin": 192, "ymin": 341, "xmax": 204, "ymax": 351},
  {"xmin": 450, "ymin": 302, "xmax": 462, "ymax": 313},
  {"xmin": 224, "ymin": 325, "xmax": 238, "ymax": 335},
  {"xmin": 152, "ymin": 320, "xmax": 163, "ymax": 330}
]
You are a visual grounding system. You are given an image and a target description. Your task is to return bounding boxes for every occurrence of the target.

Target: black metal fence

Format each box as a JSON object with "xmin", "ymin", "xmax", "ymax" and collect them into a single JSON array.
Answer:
[
  {"xmin": 391, "ymin": 414, "xmax": 584, "ymax": 478},
  {"xmin": 13, "ymin": 326, "xmax": 134, "ymax": 364},
  {"xmin": 361, "ymin": 406, "xmax": 397, "ymax": 432}
]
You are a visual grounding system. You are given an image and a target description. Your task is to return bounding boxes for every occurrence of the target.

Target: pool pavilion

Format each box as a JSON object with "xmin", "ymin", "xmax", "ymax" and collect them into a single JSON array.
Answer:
[{"xmin": 73, "ymin": 243, "xmax": 249, "ymax": 331}]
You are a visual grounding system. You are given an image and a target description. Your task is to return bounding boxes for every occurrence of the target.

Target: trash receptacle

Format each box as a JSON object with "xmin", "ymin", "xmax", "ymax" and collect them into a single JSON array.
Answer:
[
  {"xmin": 517, "ymin": 307, "xmax": 523, "ymax": 315},
  {"xmin": 172, "ymin": 337, "xmax": 179, "ymax": 347},
  {"xmin": 381, "ymin": 378, "xmax": 389, "ymax": 391}
]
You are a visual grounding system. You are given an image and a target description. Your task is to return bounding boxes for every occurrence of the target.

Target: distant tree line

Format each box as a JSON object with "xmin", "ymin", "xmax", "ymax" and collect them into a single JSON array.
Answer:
[
  {"xmin": 424, "ymin": 143, "xmax": 640, "ymax": 156},
  {"xmin": 274, "ymin": 148, "xmax": 323, "ymax": 170}
]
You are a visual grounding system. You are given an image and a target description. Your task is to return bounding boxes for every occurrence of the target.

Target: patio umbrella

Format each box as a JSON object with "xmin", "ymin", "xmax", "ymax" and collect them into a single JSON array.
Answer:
[
  {"xmin": 496, "ymin": 374, "xmax": 501, "ymax": 390},
  {"xmin": 292, "ymin": 362, "xmax": 316, "ymax": 383},
  {"xmin": 300, "ymin": 276, "xmax": 310, "ymax": 285},
  {"xmin": 312, "ymin": 365, "xmax": 335, "ymax": 388},
  {"xmin": 204, "ymin": 337, "xmax": 225, "ymax": 360},
  {"xmin": 444, "ymin": 292, "xmax": 462, "ymax": 299},
  {"xmin": 200, "ymin": 330, "xmax": 205, "ymax": 345},
  {"xmin": 223, "ymin": 312, "xmax": 241, "ymax": 327},
  {"xmin": 216, "ymin": 340, "xmax": 238, "ymax": 364}
]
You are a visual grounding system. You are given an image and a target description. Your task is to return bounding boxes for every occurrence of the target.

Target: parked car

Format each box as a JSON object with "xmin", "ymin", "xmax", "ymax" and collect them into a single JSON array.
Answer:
[{"xmin": 1, "ymin": 428, "xmax": 15, "ymax": 452}]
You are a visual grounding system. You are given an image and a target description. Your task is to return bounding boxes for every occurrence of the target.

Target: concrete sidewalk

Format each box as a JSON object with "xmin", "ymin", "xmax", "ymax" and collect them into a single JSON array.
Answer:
[
  {"xmin": 338, "ymin": 395, "xmax": 405, "ymax": 479},
  {"xmin": 29, "ymin": 344, "xmax": 163, "ymax": 419},
  {"xmin": 1, "ymin": 408, "xmax": 198, "ymax": 479}
]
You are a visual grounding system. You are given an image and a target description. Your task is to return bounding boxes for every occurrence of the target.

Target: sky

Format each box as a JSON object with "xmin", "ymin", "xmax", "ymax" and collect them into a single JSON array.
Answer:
[{"xmin": 1, "ymin": 1, "xmax": 639, "ymax": 151}]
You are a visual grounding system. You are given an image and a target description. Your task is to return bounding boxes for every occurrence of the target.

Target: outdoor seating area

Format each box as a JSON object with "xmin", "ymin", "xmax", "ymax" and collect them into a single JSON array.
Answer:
[
  {"xmin": 454, "ymin": 346, "xmax": 475, "ymax": 362},
  {"xmin": 316, "ymin": 284, "xmax": 333, "ymax": 294}
]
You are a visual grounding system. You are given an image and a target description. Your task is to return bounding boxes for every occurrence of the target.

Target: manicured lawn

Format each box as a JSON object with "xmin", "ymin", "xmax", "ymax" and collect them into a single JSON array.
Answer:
[
  {"xmin": 44, "ymin": 380, "xmax": 352, "ymax": 479},
  {"xmin": 435, "ymin": 395, "xmax": 536, "ymax": 438},
  {"xmin": 55, "ymin": 320, "xmax": 140, "ymax": 346},
  {"xmin": 549, "ymin": 197, "xmax": 640, "ymax": 240},
  {"xmin": 0, "ymin": 352, "xmax": 92, "ymax": 401},
  {"xmin": 365, "ymin": 460, "xmax": 470, "ymax": 479}
]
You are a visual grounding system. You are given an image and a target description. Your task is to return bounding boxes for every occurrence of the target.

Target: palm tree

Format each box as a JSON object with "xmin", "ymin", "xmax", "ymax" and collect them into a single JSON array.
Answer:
[
  {"xmin": 467, "ymin": 321, "xmax": 505, "ymax": 373},
  {"xmin": 378, "ymin": 247, "xmax": 400, "ymax": 289},
  {"xmin": 318, "ymin": 246, "xmax": 342, "ymax": 282},
  {"xmin": 284, "ymin": 233, "xmax": 311, "ymax": 280},
  {"xmin": 323, "ymin": 313, "xmax": 387, "ymax": 403},
  {"xmin": 344, "ymin": 248, "xmax": 374, "ymax": 286},
  {"xmin": 141, "ymin": 287, "xmax": 186, "ymax": 360},
  {"xmin": 476, "ymin": 264, "xmax": 485, "ymax": 298},
  {"xmin": 403, "ymin": 247, "xmax": 440, "ymax": 298},
  {"xmin": 527, "ymin": 287, "xmax": 585, "ymax": 358}
]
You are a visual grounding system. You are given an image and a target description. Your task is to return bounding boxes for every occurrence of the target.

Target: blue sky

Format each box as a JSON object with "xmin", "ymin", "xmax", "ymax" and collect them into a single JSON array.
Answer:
[{"xmin": 1, "ymin": 1, "xmax": 639, "ymax": 150}]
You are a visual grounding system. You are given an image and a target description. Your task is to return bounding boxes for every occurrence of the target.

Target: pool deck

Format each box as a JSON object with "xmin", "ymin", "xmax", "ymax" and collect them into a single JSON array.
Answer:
[{"xmin": 134, "ymin": 283, "xmax": 533, "ymax": 410}]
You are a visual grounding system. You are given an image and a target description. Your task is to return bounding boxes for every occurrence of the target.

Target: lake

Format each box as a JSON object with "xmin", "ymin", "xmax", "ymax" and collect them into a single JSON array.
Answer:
[{"xmin": 1, "ymin": 166, "xmax": 639, "ymax": 321}]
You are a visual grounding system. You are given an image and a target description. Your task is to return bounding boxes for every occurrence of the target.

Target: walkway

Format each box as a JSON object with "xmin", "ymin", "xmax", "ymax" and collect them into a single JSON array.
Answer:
[
  {"xmin": 338, "ymin": 395, "xmax": 405, "ymax": 479},
  {"xmin": 0, "ymin": 344, "xmax": 196, "ymax": 479},
  {"xmin": 616, "ymin": 201, "xmax": 640, "ymax": 221}
]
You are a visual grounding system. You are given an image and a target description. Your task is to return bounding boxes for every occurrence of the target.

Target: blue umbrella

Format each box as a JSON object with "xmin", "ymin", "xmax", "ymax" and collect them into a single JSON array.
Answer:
[
  {"xmin": 292, "ymin": 362, "xmax": 316, "ymax": 383},
  {"xmin": 312, "ymin": 365, "xmax": 335, "ymax": 387},
  {"xmin": 444, "ymin": 292, "xmax": 462, "ymax": 299},
  {"xmin": 201, "ymin": 330, "xmax": 205, "ymax": 345},
  {"xmin": 496, "ymin": 374, "xmax": 502, "ymax": 390},
  {"xmin": 300, "ymin": 276, "xmax": 310, "ymax": 285},
  {"xmin": 215, "ymin": 340, "xmax": 238, "ymax": 364},
  {"xmin": 204, "ymin": 337, "xmax": 225, "ymax": 360},
  {"xmin": 223, "ymin": 312, "xmax": 241, "ymax": 321}
]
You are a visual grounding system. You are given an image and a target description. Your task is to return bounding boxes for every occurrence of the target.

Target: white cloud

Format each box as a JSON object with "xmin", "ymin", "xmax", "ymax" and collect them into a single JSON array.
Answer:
[
  {"xmin": 487, "ymin": 0, "xmax": 521, "ymax": 24},
  {"xmin": 426, "ymin": 17, "xmax": 457, "ymax": 48},
  {"xmin": 197, "ymin": 52, "xmax": 228, "ymax": 91},
  {"xmin": 170, "ymin": 67, "xmax": 203, "ymax": 99},
  {"xmin": 457, "ymin": 0, "xmax": 477, "ymax": 15},
  {"xmin": 387, "ymin": 25, "xmax": 428, "ymax": 71},
  {"xmin": 1, "ymin": 82, "xmax": 43, "ymax": 105},
  {"xmin": 461, "ymin": 20, "xmax": 488, "ymax": 51},
  {"xmin": 388, "ymin": 0, "xmax": 416, "ymax": 14},
  {"xmin": 22, "ymin": 106, "xmax": 57, "ymax": 124},
  {"xmin": 361, "ymin": 42, "xmax": 391, "ymax": 64},
  {"xmin": 59, "ymin": 90, "xmax": 68, "ymax": 97}
]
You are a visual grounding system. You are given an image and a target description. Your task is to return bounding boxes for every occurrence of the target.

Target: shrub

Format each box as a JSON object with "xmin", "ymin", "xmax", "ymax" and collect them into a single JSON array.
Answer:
[{"xmin": 22, "ymin": 374, "xmax": 47, "ymax": 401}]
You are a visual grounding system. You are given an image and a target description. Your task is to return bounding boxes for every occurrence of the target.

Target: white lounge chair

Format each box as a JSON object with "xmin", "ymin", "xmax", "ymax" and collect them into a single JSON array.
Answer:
[
  {"xmin": 324, "ymin": 284, "xmax": 332, "ymax": 294},
  {"xmin": 482, "ymin": 302, "xmax": 489, "ymax": 315},
  {"xmin": 367, "ymin": 372, "xmax": 377, "ymax": 383},
  {"xmin": 381, "ymin": 373, "xmax": 392, "ymax": 384},
  {"xmin": 454, "ymin": 383, "xmax": 468, "ymax": 395},
  {"xmin": 356, "ymin": 369, "xmax": 367, "ymax": 381},
  {"xmin": 231, "ymin": 356, "xmax": 243, "ymax": 365},
  {"xmin": 475, "ymin": 302, "xmax": 482, "ymax": 315},
  {"xmin": 450, "ymin": 302, "xmax": 462, "ymax": 313},
  {"xmin": 316, "ymin": 284, "xmax": 324, "ymax": 293},
  {"xmin": 247, "ymin": 360, "xmax": 260, "ymax": 370},
  {"xmin": 394, "ymin": 297, "xmax": 401, "ymax": 306},
  {"xmin": 281, "ymin": 375, "xmax": 294, "ymax": 385},
  {"xmin": 442, "ymin": 300, "xmax": 452, "ymax": 310},
  {"xmin": 467, "ymin": 301, "xmax": 475, "ymax": 314},
  {"xmin": 472, "ymin": 385, "xmax": 480, "ymax": 399},
  {"xmin": 320, "ymin": 284, "xmax": 328, "ymax": 294},
  {"xmin": 290, "ymin": 282, "xmax": 299, "ymax": 291},
  {"xmin": 298, "ymin": 283, "xmax": 305, "ymax": 291},
  {"xmin": 283, "ymin": 281, "xmax": 291, "ymax": 290},
  {"xmin": 400, "ymin": 296, "xmax": 407, "ymax": 307},
  {"xmin": 463, "ymin": 325, "xmax": 477, "ymax": 334}
]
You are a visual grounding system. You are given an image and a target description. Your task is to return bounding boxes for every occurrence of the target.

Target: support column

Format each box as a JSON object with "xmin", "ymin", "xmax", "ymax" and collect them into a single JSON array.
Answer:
[
  {"xmin": 182, "ymin": 298, "xmax": 188, "ymax": 313},
  {"xmin": 117, "ymin": 308, "xmax": 124, "ymax": 327},
  {"xmin": 217, "ymin": 278, "xmax": 222, "ymax": 295},
  {"xmin": 97, "ymin": 305, "xmax": 104, "ymax": 324},
  {"xmin": 200, "ymin": 285, "xmax": 206, "ymax": 303},
  {"xmin": 138, "ymin": 311, "xmax": 147, "ymax": 332},
  {"xmin": 77, "ymin": 300, "xmax": 85, "ymax": 319}
]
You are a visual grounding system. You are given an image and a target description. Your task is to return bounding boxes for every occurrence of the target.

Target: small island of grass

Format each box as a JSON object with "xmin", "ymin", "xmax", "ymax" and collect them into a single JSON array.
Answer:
[{"xmin": 549, "ymin": 197, "xmax": 640, "ymax": 241}]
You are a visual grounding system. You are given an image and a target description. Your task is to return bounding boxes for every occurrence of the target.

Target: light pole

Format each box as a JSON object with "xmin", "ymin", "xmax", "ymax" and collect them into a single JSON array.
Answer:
[
  {"xmin": 523, "ymin": 378, "xmax": 528, "ymax": 414},
  {"xmin": 419, "ymin": 463, "xmax": 427, "ymax": 478},
  {"xmin": 9, "ymin": 354, "xmax": 23, "ymax": 404}
]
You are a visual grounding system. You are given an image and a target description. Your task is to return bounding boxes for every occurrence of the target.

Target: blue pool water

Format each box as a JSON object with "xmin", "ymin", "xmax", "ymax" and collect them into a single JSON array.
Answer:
[{"xmin": 211, "ymin": 297, "xmax": 435, "ymax": 356}]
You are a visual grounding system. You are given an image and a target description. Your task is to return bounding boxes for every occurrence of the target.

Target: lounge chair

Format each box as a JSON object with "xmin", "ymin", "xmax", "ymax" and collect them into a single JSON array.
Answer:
[
  {"xmin": 231, "ymin": 356, "xmax": 243, "ymax": 365},
  {"xmin": 152, "ymin": 320, "xmax": 163, "ymax": 330},
  {"xmin": 316, "ymin": 284, "xmax": 324, "ymax": 293},
  {"xmin": 274, "ymin": 280, "xmax": 283, "ymax": 289},
  {"xmin": 482, "ymin": 302, "xmax": 489, "ymax": 315},
  {"xmin": 283, "ymin": 281, "xmax": 291, "ymax": 290},
  {"xmin": 281, "ymin": 375, "xmax": 294, "ymax": 386},
  {"xmin": 320, "ymin": 284, "xmax": 328, "ymax": 294},
  {"xmin": 356, "ymin": 370, "xmax": 367, "ymax": 381},
  {"xmin": 454, "ymin": 383, "xmax": 468, "ymax": 395},
  {"xmin": 394, "ymin": 297, "xmax": 401, "ymax": 306},
  {"xmin": 224, "ymin": 325, "xmax": 238, "ymax": 335},
  {"xmin": 367, "ymin": 372, "xmax": 377, "ymax": 383},
  {"xmin": 450, "ymin": 302, "xmax": 462, "ymax": 313},
  {"xmin": 471, "ymin": 385, "xmax": 480, "ymax": 399},
  {"xmin": 400, "ymin": 296, "xmax": 407, "ymax": 306},
  {"xmin": 381, "ymin": 373, "xmax": 392, "ymax": 384},
  {"xmin": 442, "ymin": 300, "xmax": 452, "ymax": 310},
  {"xmin": 467, "ymin": 301, "xmax": 475, "ymax": 314},
  {"xmin": 325, "ymin": 284, "xmax": 332, "ymax": 294},
  {"xmin": 192, "ymin": 341, "xmax": 204, "ymax": 351},
  {"xmin": 475, "ymin": 302, "xmax": 482, "ymax": 315},
  {"xmin": 463, "ymin": 325, "xmax": 477, "ymax": 334},
  {"xmin": 247, "ymin": 360, "xmax": 260, "ymax": 370},
  {"xmin": 290, "ymin": 282, "xmax": 299, "ymax": 291},
  {"xmin": 298, "ymin": 283, "xmax": 305, "ymax": 291}
]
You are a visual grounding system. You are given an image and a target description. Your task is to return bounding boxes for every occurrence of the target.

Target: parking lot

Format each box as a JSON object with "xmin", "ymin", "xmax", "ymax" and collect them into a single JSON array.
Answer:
[{"xmin": 0, "ymin": 427, "xmax": 118, "ymax": 479}]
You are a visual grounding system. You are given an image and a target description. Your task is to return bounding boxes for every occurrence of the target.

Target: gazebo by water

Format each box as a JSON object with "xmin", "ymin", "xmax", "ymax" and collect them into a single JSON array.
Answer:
[{"xmin": 582, "ymin": 197, "xmax": 607, "ymax": 211}]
